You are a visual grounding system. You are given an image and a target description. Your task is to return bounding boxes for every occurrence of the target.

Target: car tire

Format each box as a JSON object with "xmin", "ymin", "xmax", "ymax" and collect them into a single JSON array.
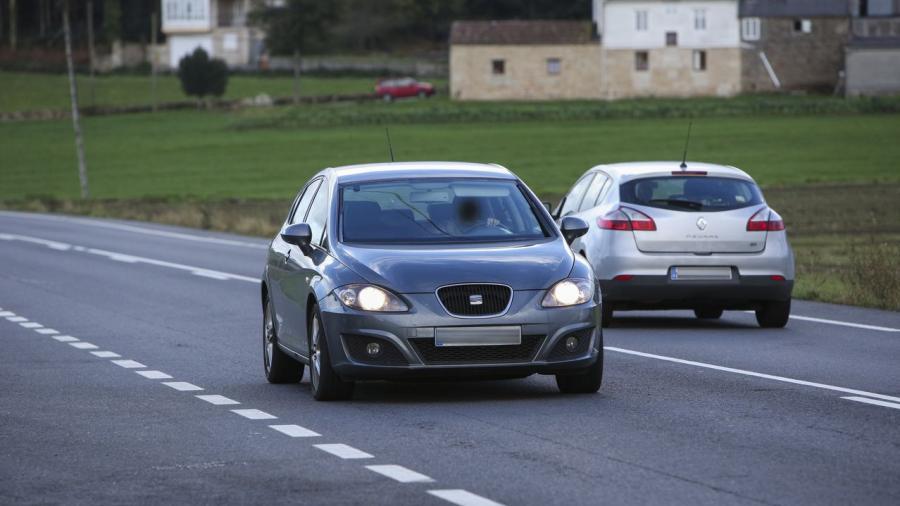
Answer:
[
  {"xmin": 556, "ymin": 338, "xmax": 604, "ymax": 394},
  {"xmin": 756, "ymin": 299, "xmax": 791, "ymax": 328},
  {"xmin": 263, "ymin": 297, "xmax": 303, "ymax": 384},
  {"xmin": 308, "ymin": 305, "xmax": 354, "ymax": 401},
  {"xmin": 694, "ymin": 308, "xmax": 724, "ymax": 320},
  {"xmin": 601, "ymin": 302, "xmax": 614, "ymax": 328}
]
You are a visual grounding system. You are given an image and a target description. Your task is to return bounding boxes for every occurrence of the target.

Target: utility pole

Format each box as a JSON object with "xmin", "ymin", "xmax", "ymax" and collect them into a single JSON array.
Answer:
[
  {"xmin": 63, "ymin": 0, "xmax": 90, "ymax": 199},
  {"xmin": 151, "ymin": 12, "xmax": 158, "ymax": 112},
  {"xmin": 9, "ymin": 0, "xmax": 17, "ymax": 51},
  {"xmin": 87, "ymin": 0, "xmax": 97, "ymax": 107}
]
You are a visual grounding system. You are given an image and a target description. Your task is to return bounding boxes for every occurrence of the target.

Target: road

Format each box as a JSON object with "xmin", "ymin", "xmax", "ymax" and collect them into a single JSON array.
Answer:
[{"xmin": 1, "ymin": 210, "xmax": 898, "ymax": 505}]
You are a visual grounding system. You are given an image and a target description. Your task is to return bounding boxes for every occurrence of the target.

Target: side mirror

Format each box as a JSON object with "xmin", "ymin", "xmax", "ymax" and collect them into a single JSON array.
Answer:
[
  {"xmin": 560, "ymin": 216, "xmax": 589, "ymax": 245},
  {"xmin": 281, "ymin": 223, "xmax": 313, "ymax": 253}
]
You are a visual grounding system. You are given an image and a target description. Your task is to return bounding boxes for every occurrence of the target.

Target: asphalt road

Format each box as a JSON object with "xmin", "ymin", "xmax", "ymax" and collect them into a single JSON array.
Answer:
[{"xmin": 1, "ymin": 210, "xmax": 898, "ymax": 506}]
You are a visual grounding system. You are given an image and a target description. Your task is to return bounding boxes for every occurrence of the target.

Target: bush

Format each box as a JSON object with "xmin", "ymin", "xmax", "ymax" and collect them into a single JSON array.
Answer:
[{"xmin": 177, "ymin": 48, "xmax": 229, "ymax": 102}]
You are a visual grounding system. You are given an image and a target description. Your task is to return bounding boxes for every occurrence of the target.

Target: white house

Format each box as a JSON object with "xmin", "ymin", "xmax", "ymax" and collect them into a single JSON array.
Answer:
[{"xmin": 161, "ymin": 0, "xmax": 269, "ymax": 68}]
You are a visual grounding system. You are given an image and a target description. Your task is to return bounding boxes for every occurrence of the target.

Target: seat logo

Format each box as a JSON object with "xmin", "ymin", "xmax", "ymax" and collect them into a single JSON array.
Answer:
[
  {"xmin": 469, "ymin": 294, "xmax": 484, "ymax": 306},
  {"xmin": 696, "ymin": 217, "xmax": 708, "ymax": 230}
]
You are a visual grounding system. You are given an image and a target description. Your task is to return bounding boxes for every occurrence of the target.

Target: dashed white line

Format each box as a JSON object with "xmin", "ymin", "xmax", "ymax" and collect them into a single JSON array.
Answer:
[
  {"xmin": 90, "ymin": 351, "xmax": 121, "ymax": 358},
  {"xmin": 0, "ymin": 311, "xmax": 15, "ymax": 317},
  {"xmin": 842, "ymin": 396, "xmax": 900, "ymax": 410},
  {"xmin": 231, "ymin": 409, "xmax": 277, "ymax": 420},
  {"xmin": 366, "ymin": 465, "xmax": 434, "ymax": 483},
  {"xmin": 52, "ymin": 335, "xmax": 79, "ymax": 342},
  {"xmin": 135, "ymin": 370, "xmax": 173, "ymax": 380},
  {"xmin": 428, "ymin": 489, "xmax": 505, "ymax": 506},
  {"xmin": 111, "ymin": 359, "xmax": 147, "ymax": 369},
  {"xmin": 20, "ymin": 322, "xmax": 42, "ymax": 329},
  {"xmin": 69, "ymin": 342, "xmax": 99, "ymax": 350},
  {"xmin": 606, "ymin": 347, "xmax": 900, "ymax": 404},
  {"xmin": 196, "ymin": 395, "xmax": 240, "ymax": 406},
  {"xmin": 314, "ymin": 444, "xmax": 374, "ymax": 460},
  {"xmin": 163, "ymin": 381, "xmax": 204, "ymax": 392},
  {"xmin": 268, "ymin": 424, "xmax": 321, "ymax": 438},
  {"xmin": 34, "ymin": 328, "xmax": 59, "ymax": 335},
  {"xmin": 7, "ymin": 316, "xmax": 27, "ymax": 322}
]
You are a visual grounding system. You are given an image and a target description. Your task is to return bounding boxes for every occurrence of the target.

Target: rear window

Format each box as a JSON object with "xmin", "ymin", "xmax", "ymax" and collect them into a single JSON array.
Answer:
[{"xmin": 620, "ymin": 176, "xmax": 763, "ymax": 212}]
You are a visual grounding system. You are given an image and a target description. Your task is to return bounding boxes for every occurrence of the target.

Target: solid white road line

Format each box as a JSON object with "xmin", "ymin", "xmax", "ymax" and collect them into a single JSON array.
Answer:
[
  {"xmin": 196, "ymin": 394, "xmax": 240, "ymax": 406},
  {"xmin": 427, "ymin": 489, "xmax": 505, "ymax": 506},
  {"xmin": 34, "ymin": 328, "xmax": 59, "ymax": 335},
  {"xmin": 268, "ymin": 424, "xmax": 320, "ymax": 438},
  {"xmin": 135, "ymin": 370, "xmax": 173, "ymax": 379},
  {"xmin": 231, "ymin": 409, "xmax": 277, "ymax": 420},
  {"xmin": 90, "ymin": 351, "xmax": 121, "ymax": 358},
  {"xmin": 788, "ymin": 314, "xmax": 899, "ymax": 333},
  {"xmin": 52, "ymin": 335, "xmax": 79, "ymax": 342},
  {"xmin": 20, "ymin": 322, "xmax": 42, "ymax": 329},
  {"xmin": 7, "ymin": 316, "xmax": 27, "ymax": 322},
  {"xmin": 69, "ymin": 342, "xmax": 99, "ymax": 350},
  {"xmin": 313, "ymin": 444, "xmax": 374, "ymax": 460},
  {"xmin": 163, "ymin": 381, "xmax": 204, "ymax": 392},
  {"xmin": 606, "ymin": 347, "xmax": 900, "ymax": 404},
  {"xmin": 842, "ymin": 396, "xmax": 900, "ymax": 410},
  {"xmin": 366, "ymin": 465, "xmax": 434, "ymax": 483},
  {"xmin": 111, "ymin": 359, "xmax": 147, "ymax": 369}
]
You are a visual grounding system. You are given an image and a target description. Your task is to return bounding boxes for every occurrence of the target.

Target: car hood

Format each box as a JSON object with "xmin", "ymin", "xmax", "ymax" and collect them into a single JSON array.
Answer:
[{"xmin": 336, "ymin": 240, "xmax": 573, "ymax": 293}]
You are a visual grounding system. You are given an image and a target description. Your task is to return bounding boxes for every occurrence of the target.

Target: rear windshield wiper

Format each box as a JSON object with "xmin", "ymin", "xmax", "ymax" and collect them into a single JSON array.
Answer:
[{"xmin": 648, "ymin": 199, "xmax": 704, "ymax": 210}]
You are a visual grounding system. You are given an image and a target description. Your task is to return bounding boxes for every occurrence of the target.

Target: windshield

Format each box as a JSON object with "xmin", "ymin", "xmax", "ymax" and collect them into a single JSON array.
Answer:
[
  {"xmin": 340, "ymin": 179, "xmax": 550, "ymax": 244},
  {"xmin": 620, "ymin": 176, "xmax": 764, "ymax": 212}
]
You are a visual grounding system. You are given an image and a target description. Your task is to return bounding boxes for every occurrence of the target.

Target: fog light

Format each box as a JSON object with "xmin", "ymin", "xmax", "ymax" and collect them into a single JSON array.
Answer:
[
  {"xmin": 366, "ymin": 342, "xmax": 381, "ymax": 357},
  {"xmin": 565, "ymin": 336, "xmax": 579, "ymax": 353}
]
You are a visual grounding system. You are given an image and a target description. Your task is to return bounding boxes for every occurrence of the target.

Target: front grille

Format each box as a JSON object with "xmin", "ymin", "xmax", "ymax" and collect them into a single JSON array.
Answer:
[
  {"xmin": 547, "ymin": 328, "xmax": 594, "ymax": 361},
  {"xmin": 437, "ymin": 284, "xmax": 512, "ymax": 317},
  {"xmin": 410, "ymin": 335, "xmax": 544, "ymax": 365},
  {"xmin": 342, "ymin": 335, "xmax": 408, "ymax": 366}
]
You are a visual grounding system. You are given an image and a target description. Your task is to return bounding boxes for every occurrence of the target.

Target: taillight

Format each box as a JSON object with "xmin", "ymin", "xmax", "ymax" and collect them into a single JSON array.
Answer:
[
  {"xmin": 747, "ymin": 208, "xmax": 785, "ymax": 232},
  {"xmin": 598, "ymin": 207, "xmax": 657, "ymax": 231}
]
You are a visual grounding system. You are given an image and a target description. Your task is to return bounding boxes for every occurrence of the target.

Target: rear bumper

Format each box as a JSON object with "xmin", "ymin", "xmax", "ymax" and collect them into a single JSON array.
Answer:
[{"xmin": 600, "ymin": 275, "xmax": 793, "ymax": 310}]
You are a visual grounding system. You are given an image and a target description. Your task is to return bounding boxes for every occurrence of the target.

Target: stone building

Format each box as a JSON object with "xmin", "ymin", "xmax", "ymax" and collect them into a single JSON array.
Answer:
[{"xmin": 846, "ymin": 0, "xmax": 900, "ymax": 96}]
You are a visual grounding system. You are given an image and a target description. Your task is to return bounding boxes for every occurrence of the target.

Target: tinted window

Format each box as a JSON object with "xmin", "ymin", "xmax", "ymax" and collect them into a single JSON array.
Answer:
[
  {"xmin": 341, "ymin": 179, "xmax": 549, "ymax": 244},
  {"xmin": 305, "ymin": 183, "xmax": 329, "ymax": 245},
  {"xmin": 559, "ymin": 174, "xmax": 594, "ymax": 217},
  {"xmin": 580, "ymin": 173, "xmax": 609, "ymax": 211},
  {"xmin": 621, "ymin": 176, "xmax": 764, "ymax": 212},
  {"xmin": 290, "ymin": 179, "xmax": 322, "ymax": 225}
]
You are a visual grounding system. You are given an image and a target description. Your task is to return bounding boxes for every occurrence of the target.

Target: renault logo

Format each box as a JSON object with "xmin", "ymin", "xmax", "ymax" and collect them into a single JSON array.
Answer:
[
  {"xmin": 469, "ymin": 294, "xmax": 484, "ymax": 306},
  {"xmin": 696, "ymin": 217, "xmax": 708, "ymax": 231}
]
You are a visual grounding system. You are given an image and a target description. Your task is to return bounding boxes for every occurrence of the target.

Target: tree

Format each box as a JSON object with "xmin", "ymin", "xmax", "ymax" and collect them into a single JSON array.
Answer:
[{"xmin": 177, "ymin": 48, "xmax": 228, "ymax": 105}]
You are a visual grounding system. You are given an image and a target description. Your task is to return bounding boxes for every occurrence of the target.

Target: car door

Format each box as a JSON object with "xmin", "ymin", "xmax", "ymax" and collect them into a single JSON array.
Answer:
[{"xmin": 571, "ymin": 172, "xmax": 611, "ymax": 254}]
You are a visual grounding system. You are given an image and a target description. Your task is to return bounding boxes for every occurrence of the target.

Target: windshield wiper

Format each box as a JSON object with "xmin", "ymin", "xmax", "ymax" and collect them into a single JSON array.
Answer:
[{"xmin": 648, "ymin": 199, "xmax": 704, "ymax": 210}]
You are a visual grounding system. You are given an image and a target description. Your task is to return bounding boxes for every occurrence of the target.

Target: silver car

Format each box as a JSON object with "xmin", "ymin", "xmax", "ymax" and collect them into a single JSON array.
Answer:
[{"xmin": 555, "ymin": 162, "xmax": 794, "ymax": 328}]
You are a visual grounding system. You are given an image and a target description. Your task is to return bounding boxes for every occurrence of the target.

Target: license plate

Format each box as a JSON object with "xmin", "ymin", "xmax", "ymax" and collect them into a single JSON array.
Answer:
[
  {"xmin": 671, "ymin": 266, "xmax": 733, "ymax": 281},
  {"xmin": 434, "ymin": 326, "xmax": 522, "ymax": 347}
]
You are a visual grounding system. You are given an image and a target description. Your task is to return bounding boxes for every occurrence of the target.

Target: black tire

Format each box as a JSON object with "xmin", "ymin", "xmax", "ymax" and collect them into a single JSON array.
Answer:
[
  {"xmin": 556, "ymin": 334, "xmax": 604, "ymax": 394},
  {"xmin": 756, "ymin": 299, "xmax": 791, "ymax": 328},
  {"xmin": 601, "ymin": 302, "xmax": 614, "ymax": 328},
  {"xmin": 694, "ymin": 308, "xmax": 724, "ymax": 320},
  {"xmin": 308, "ymin": 305, "xmax": 354, "ymax": 401},
  {"xmin": 263, "ymin": 296, "xmax": 303, "ymax": 384}
]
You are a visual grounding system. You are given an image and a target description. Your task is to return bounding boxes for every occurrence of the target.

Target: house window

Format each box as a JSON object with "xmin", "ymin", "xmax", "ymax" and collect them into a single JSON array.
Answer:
[
  {"xmin": 492, "ymin": 59, "xmax": 506, "ymax": 75},
  {"xmin": 794, "ymin": 19, "xmax": 812, "ymax": 33},
  {"xmin": 741, "ymin": 17, "xmax": 761, "ymax": 41},
  {"xmin": 694, "ymin": 9, "xmax": 707, "ymax": 30},
  {"xmin": 164, "ymin": 0, "xmax": 207, "ymax": 21},
  {"xmin": 666, "ymin": 32, "xmax": 678, "ymax": 46},
  {"xmin": 636, "ymin": 10, "xmax": 648, "ymax": 31},
  {"xmin": 692, "ymin": 50, "xmax": 707, "ymax": 71},
  {"xmin": 547, "ymin": 58, "xmax": 562, "ymax": 76},
  {"xmin": 635, "ymin": 51, "xmax": 649, "ymax": 71}
]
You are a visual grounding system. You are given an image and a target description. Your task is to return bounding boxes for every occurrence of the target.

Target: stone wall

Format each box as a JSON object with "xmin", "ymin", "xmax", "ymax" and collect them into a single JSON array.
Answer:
[{"xmin": 601, "ymin": 47, "xmax": 742, "ymax": 99}]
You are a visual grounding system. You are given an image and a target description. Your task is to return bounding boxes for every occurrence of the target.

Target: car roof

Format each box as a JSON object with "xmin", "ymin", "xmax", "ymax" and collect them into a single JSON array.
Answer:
[
  {"xmin": 587, "ymin": 162, "xmax": 755, "ymax": 183},
  {"xmin": 324, "ymin": 162, "xmax": 518, "ymax": 184}
]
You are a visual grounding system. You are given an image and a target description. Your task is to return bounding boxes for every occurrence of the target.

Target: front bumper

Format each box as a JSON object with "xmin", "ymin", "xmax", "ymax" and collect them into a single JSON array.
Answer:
[
  {"xmin": 317, "ymin": 290, "xmax": 601, "ymax": 380},
  {"xmin": 601, "ymin": 275, "xmax": 793, "ymax": 310}
]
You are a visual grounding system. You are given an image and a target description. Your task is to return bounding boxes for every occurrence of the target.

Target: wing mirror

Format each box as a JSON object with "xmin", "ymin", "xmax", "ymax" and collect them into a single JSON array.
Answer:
[
  {"xmin": 560, "ymin": 216, "xmax": 589, "ymax": 245},
  {"xmin": 281, "ymin": 223, "xmax": 313, "ymax": 254}
]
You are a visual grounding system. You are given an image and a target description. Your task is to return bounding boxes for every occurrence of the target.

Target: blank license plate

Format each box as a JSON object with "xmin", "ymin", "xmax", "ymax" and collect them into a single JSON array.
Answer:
[
  {"xmin": 434, "ymin": 326, "xmax": 522, "ymax": 347},
  {"xmin": 671, "ymin": 267, "xmax": 733, "ymax": 281}
]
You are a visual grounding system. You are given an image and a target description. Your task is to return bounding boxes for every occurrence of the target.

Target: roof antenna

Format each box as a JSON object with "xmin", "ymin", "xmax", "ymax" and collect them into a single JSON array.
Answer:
[
  {"xmin": 680, "ymin": 121, "xmax": 693, "ymax": 170},
  {"xmin": 385, "ymin": 128, "xmax": 395, "ymax": 162}
]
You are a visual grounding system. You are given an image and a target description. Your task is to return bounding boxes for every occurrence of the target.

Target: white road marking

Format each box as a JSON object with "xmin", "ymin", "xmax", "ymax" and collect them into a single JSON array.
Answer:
[
  {"xmin": 0, "ymin": 233, "xmax": 71, "ymax": 251},
  {"xmin": 163, "ymin": 381, "xmax": 203, "ymax": 392},
  {"xmin": 20, "ymin": 322, "xmax": 42, "ymax": 328},
  {"xmin": 90, "ymin": 351, "xmax": 121, "ymax": 358},
  {"xmin": 268, "ymin": 424, "xmax": 320, "ymax": 438},
  {"xmin": 69, "ymin": 342, "xmax": 99, "ymax": 350},
  {"xmin": 0, "ymin": 311, "xmax": 15, "ymax": 317},
  {"xmin": 7, "ymin": 316, "xmax": 27, "ymax": 322},
  {"xmin": 135, "ymin": 370, "xmax": 173, "ymax": 380},
  {"xmin": 35, "ymin": 328, "xmax": 59, "ymax": 335},
  {"xmin": 428, "ymin": 489, "xmax": 505, "ymax": 506},
  {"xmin": 366, "ymin": 465, "xmax": 434, "ymax": 483},
  {"xmin": 111, "ymin": 359, "xmax": 147, "ymax": 369},
  {"xmin": 52, "ymin": 335, "xmax": 79, "ymax": 342},
  {"xmin": 842, "ymin": 396, "xmax": 900, "ymax": 411},
  {"xmin": 231, "ymin": 409, "xmax": 277, "ymax": 420},
  {"xmin": 606, "ymin": 347, "xmax": 900, "ymax": 404},
  {"xmin": 196, "ymin": 395, "xmax": 240, "ymax": 406},
  {"xmin": 191, "ymin": 270, "xmax": 232, "ymax": 281},
  {"xmin": 740, "ymin": 311, "xmax": 899, "ymax": 332},
  {"xmin": 313, "ymin": 444, "xmax": 373, "ymax": 460}
]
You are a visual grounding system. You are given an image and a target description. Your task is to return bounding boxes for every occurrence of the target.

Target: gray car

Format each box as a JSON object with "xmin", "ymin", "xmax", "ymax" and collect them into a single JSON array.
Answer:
[
  {"xmin": 262, "ymin": 162, "xmax": 602, "ymax": 400},
  {"xmin": 556, "ymin": 162, "xmax": 794, "ymax": 328}
]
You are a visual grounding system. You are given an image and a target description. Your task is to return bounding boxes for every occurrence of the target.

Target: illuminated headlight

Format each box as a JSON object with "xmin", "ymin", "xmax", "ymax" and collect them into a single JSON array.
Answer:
[
  {"xmin": 336, "ymin": 284, "xmax": 408, "ymax": 312},
  {"xmin": 542, "ymin": 278, "xmax": 593, "ymax": 308}
]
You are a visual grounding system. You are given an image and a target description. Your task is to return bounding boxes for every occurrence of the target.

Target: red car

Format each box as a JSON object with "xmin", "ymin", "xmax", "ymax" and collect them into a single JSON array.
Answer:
[{"xmin": 375, "ymin": 78, "xmax": 436, "ymax": 101}]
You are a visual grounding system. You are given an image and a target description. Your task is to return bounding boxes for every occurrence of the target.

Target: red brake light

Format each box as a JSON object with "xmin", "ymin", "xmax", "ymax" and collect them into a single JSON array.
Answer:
[
  {"xmin": 614, "ymin": 275, "xmax": 634, "ymax": 281},
  {"xmin": 770, "ymin": 275, "xmax": 786, "ymax": 281},
  {"xmin": 747, "ymin": 208, "xmax": 786, "ymax": 232},
  {"xmin": 598, "ymin": 207, "xmax": 656, "ymax": 231}
]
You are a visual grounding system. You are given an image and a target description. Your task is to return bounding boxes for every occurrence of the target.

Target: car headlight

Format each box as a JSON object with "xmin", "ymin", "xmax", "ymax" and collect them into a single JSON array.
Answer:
[
  {"xmin": 335, "ymin": 284, "xmax": 408, "ymax": 312},
  {"xmin": 542, "ymin": 278, "xmax": 593, "ymax": 308}
]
